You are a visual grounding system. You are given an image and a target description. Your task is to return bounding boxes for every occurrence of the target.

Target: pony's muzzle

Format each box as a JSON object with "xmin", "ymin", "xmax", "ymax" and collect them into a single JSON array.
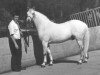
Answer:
[{"xmin": 27, "ymin": 16, "xmax": 31, "ymax": 22}]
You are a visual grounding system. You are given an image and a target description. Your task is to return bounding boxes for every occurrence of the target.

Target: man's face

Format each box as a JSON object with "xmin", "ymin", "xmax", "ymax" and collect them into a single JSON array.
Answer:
[{"xmin": 14, "ymin": 16, "xmax": 19, "ymax": 21}]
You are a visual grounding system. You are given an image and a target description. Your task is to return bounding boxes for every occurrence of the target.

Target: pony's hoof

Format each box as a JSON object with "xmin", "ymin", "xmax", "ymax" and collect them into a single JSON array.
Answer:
[
  {"xmin": 48, "ymin": 60, "xmax": 53, "ymax": 66},
  {"xmin": 82, "ymin": 58, "xmax": 88, "ymax": 63},
  {"xmin": 77, "ymin": 60, "xmax": 82, "ymax": 65},
  {"xmin": 41, "ymin": 65, "xmax": 46, "ymax": 68},
  {"xmin": 77, "ymin": 62, "xmax": 82, "ymax": 65},
  {"xmin": 49, "ymin": 63, "xmax": 53, "ymax": 66},
  {"xmin": 83, "ymin": 60, "xmax": 87, "ymax": 63},
  {"xmin": 84, "ymin": 61, "xmax": 87, "ymax": 63}
]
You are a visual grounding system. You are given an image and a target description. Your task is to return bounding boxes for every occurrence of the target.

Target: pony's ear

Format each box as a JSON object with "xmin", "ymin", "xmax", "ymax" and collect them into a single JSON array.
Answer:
[
  {"xmin": 32, "ymin": 6, "xmax": 35, "ymax": 10},
  {"xmin": 27, "ymin": 7, "xmax": 30, "ymax": 11}
]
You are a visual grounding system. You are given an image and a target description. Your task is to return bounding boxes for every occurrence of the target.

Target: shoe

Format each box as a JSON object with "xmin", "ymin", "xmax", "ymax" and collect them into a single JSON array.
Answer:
[
  {"xmin": 21, "ymin": 67, "xmax": 26, "ymax": 70},
  {"xmin": 12, "ymin": 69, "xmax": 21, "ymax": 72}
]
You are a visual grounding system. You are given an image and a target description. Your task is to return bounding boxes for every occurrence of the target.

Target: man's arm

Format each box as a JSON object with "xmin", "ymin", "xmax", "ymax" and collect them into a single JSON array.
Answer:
[
  {"xmin": 8, "ymin": 20, "xmax": 19, "ymax": 49},
  {"xmin": 10, "ymin": 34, "xmax": 19, "ymax": 49}
]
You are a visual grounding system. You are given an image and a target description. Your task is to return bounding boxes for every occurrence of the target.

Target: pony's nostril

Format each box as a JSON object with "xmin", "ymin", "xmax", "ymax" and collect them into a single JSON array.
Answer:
[{"xmin": 27, "ymin": 17, "xmax": 30, "ymax": 21}]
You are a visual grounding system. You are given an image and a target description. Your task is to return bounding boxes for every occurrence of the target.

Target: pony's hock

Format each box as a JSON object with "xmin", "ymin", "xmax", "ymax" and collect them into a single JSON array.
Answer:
[{"xmin": 27, "ymin": 8, "xmax": 90, "ymax": 67}]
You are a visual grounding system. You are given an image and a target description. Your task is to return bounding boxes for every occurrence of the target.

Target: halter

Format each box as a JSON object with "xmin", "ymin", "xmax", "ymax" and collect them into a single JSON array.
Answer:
[
  {"xmin": 27, "ymin": 12, "xmax": 35, "ymax": 21},
  {"xmin": 27, "ymin": 16, "xmax": 32, "ymax": 21}
]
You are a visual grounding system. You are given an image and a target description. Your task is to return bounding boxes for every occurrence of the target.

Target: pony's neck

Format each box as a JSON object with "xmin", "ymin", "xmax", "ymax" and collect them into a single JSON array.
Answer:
[{"xmin": 33, "ymin": 11, "xmax": 50, "ymax": 30}]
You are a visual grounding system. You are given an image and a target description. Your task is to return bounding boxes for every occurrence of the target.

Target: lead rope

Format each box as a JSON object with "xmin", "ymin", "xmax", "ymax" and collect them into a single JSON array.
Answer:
[{"xmin": 17, "ymin": 21, "xmax": 29, "ymax": 53}]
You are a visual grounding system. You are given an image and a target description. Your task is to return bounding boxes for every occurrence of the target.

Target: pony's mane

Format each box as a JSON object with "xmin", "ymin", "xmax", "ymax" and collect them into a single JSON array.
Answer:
[{"xmin": 35, "ymin": 11, "xmax": 50, "ymax": 22}]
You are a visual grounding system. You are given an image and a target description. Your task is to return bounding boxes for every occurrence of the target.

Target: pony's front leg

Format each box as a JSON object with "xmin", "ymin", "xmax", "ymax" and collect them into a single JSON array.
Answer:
[
  {"xmin": 41, "ymin": 41, "xmax": 48, "ymax": 67},
  {"xmin": 41, "ymin": 53, "xmax": 47, "ymax": 67},
  {"xmin": 47, "ymin": 45, "xmax": 53, "ymax": 66}
]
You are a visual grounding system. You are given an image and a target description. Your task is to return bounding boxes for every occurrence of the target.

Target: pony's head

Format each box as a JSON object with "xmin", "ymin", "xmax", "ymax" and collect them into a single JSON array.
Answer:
[{"xmin": 27, "ymin": 7, "xmax": 35, "ymax": 22}]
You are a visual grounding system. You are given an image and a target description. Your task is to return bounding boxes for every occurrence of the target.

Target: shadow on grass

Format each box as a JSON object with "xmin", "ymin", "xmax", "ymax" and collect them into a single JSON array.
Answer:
[{"xmin": 54, "ymin": 58, "xmax": 78, "ymax": 64}]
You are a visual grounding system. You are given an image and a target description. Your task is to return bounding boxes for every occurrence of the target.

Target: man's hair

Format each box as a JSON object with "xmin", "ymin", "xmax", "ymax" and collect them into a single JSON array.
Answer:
[{"xmin": 14, "ymin": 15, "xmax": 19, "ymax": 18}]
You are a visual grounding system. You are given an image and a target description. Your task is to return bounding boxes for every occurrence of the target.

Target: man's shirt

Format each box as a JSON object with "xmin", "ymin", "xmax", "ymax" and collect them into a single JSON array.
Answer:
[{"xmin": 8, "ymin": 20, "xmax": 21, "ymax": 39}]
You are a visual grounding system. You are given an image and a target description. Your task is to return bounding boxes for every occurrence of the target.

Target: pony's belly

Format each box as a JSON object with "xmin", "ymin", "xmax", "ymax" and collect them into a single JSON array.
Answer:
[
  {"xmin": 49, "ymin": 35, "xmax": 72, "ymax": 43},
  {"xmin": 50, "ymin": 37, "xmax": 72, "ymax": 44}
]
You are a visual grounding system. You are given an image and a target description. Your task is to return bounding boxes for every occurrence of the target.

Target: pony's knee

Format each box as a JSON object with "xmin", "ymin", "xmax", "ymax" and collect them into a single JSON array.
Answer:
[{"xmin": 47, "ymin": 49, "xmax": 51, "ymax": 54}]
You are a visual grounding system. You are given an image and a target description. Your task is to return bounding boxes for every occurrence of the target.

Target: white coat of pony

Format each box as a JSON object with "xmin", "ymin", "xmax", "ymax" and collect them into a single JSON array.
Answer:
[{"xmin": 27, "ymin": 8, "xmax": 90, "ymax": 67}]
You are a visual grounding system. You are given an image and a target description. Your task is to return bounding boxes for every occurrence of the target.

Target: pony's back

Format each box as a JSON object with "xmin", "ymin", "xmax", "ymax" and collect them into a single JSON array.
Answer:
[{"xmin": 69, "ymin": 20, "xmax": 88, "ymax": 32}]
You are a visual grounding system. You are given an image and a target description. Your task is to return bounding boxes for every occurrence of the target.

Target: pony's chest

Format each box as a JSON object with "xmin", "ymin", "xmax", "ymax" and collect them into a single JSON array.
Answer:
[{"xmin": 38, "ymin": 29, "xmax": 49, "ymax": 40}]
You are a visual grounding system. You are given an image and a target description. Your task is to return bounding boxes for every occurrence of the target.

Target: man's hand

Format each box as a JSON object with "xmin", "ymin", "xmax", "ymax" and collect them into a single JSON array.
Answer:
[
  {"xmin": 10, "ymin": 35, "xmax": 19, "ymax": 50},
  {"xmin": 15, "ymin": 44, "xmax": 19, "ymax": 49}
]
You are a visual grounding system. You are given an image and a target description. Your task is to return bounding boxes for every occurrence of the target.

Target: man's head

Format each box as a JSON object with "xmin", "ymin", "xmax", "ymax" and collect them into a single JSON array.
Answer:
[{"xmin": 14, "ymin": 15, "xmax": 19, "ymax": 21}]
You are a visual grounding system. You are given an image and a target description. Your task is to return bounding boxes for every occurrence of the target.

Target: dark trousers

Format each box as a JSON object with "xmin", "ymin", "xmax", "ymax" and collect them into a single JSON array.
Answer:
[{"xmin": 9, "ymin": 38, "xmax": 22, "ymax": 70}]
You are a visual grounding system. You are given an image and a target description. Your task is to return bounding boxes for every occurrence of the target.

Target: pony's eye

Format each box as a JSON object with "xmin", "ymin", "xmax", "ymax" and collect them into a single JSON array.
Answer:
[{"xmin": 32, "ymin": 13, "xmax": 35, "ymax": 16}]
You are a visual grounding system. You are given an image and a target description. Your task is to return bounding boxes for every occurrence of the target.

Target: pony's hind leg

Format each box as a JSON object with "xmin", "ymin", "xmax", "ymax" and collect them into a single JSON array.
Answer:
[
  {"xmin": 41, "ymin": 41, "xmax": 48, "ymax": 67},
  {"xmin": 77, "ymin": 40, "xmax": 84, "ymax": 64},
  {"xmin": 83, "ymin": 30, "xmax": 90, "ymax": 63},
  {"xmin": 47, "ymin": 44, "xmax": 53, "ymax": 66}
]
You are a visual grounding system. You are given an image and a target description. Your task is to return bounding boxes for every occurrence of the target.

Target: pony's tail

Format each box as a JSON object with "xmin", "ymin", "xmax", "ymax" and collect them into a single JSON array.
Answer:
[{"xmin": 83, "ymin": 28, "xmax": 90, "ymax": 59}]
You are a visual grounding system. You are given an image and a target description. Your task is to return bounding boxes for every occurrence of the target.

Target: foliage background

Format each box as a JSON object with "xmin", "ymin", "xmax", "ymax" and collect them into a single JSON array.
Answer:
[{"xmin": 0, "ymin": 0, "xmax": 100, "ymax": 29}]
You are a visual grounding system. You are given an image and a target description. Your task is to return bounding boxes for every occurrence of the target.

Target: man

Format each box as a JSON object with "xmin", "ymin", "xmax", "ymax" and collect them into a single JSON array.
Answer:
[{"xmin": 8, "ymin": 15, "xmax": 23, "ymax": 72}]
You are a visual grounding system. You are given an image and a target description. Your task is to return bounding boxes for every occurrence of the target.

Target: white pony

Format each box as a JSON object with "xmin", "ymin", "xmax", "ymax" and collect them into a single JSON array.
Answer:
[{"xmin": 27, "ymin": 8, "xmax": 90, "ymax": 67}]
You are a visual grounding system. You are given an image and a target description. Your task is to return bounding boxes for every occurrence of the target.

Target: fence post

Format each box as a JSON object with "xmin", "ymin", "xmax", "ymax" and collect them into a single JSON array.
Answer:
[{"xmin": 92, "ymin": 9, "xmax": 98, "ymax": 26}]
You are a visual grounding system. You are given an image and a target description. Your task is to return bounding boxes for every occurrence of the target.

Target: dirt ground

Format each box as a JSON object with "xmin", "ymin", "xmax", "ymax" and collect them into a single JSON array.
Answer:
[{"xmin": 1, "ymin": 50, "xmax": 100, "ymax": 75}]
